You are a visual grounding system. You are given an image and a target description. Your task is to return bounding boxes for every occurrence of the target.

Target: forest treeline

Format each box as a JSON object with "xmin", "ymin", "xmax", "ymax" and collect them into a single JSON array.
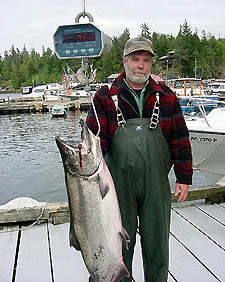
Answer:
[{"xmin": 0, "ymin": 20, "xmax": 224, "ymax": 90}]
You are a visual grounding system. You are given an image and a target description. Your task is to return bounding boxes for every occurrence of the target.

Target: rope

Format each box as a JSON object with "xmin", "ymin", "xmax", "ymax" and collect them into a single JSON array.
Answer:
[
  {"xmin": 91, "ymin": 98, "xmax": 101, "ymax": 137},
  {"xmin": 0, "ymin": 201, "xmax": 49, "ymax": 234}
]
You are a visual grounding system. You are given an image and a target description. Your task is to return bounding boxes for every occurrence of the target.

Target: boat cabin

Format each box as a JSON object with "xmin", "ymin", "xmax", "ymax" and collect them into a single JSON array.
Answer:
[
  {"xmin": 167, "ymin": 78, "xmax": 203, "ymax": 96},
  {"xmin": 21, "ymin": 86, "xmax": 33, "ymax": 95}
]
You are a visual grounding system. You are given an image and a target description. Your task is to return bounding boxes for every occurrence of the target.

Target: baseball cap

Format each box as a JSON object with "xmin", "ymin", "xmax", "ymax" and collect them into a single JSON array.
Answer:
[{"xmin": 123, "ymin": 36, "xmax": 155, "ymax": 57}]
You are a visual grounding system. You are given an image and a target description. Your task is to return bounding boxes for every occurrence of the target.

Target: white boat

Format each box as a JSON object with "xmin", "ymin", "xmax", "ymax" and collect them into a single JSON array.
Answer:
[
  {"xmin": 21, "ymin": 84, "xmax": 64, "ymax": 101},
  {"xmin": 179, "ymin": 95, "xmax": 218, "ymax": 114},
  {"xmin": 21, "ymin": 85, "xmax": 46, "ymax": 98},
  {"xmin": 185, "ymin": 106, "xmax": 225, "ymax": 184},
  {"xmin": 50, "ymin": 104, "xmax": 67, "ymax": 117},
  {"xmin": 45, "ymin": 83, "xmax": 63, "ymax": 95},
  {"xmin": 61, "ymin": 83, "xmax": 111, "ymax": 100},
  {"xmin": 167, "ymin": 78, "xmax": 219, "ymax": 113},
  {"xmin": 167, "ymin": 78, "xmax": 203, "ymax": 96},
  {"xmin": 206, "ymin": 81, "xmax": 225, "ymax": 96},
  {"xmin": 63, "ymin": 88, "xmax": 90, "ymax": 100}
]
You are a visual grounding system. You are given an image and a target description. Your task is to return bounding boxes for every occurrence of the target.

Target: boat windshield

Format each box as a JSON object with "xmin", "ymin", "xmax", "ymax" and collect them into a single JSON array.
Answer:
[
  {"xmin": 34, "ymin": 89, "xmax": 45, "ymax": 93},
  {"xmin": 186, "ymin": 81, "xmax": 191, "ymax": 88},
  {"xmin": 174, "ymin": 80, "xmax": 201, "ymax": 89},
  {"xmin": 174, "ymin": 81, "xmax": 184, "ymax": 88},
  {"xmin": 193, "ymin": 81, "xmax": 201, "ymax": 88}
]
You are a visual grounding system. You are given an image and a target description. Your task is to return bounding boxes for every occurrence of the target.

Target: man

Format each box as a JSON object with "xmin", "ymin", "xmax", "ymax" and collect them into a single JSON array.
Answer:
[{"xmin": 86, "ymin": 36, "xmax": 193, "ymax": 282}]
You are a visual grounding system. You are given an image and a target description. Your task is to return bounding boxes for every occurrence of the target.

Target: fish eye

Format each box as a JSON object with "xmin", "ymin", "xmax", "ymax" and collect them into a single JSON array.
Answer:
[{"xmin": 68, "ymin": 149, "xmax": 74, "ymax": 155}]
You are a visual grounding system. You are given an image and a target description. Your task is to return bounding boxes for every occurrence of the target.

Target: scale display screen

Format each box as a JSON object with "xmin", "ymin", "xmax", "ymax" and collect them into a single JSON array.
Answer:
[
  {"xmin": 54, "ymin": 23, "xmax": 111, "ymax": 59},
  {"xmin": 62, "ymin": 32, "xmax": 96, "ymax": 43}
]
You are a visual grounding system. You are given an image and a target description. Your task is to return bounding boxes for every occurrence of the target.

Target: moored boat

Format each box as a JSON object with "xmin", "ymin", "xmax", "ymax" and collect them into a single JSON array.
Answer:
[
  {"xmin": 50, "ymin": 104, "xmax": 67, "ymax": 118},
  {"xmin": 167, "ymin": 78, "xmax": 203, "ymax": 96},
  {"xmin": 167, "ymin": 78, "xmax": 219, "ymax": 113},
  {"xmin": 179, "ymin": 96, "xmax": 218, "ymax": 114},
  {"xmin": 206, "ymin": 80, "xmax": 225, "ymax": 96},
  {"xmin": 21, "ymin": 84, "xmax": 64, "ymax": 101},
  {"xmin": 185, "ymin": 105, "xmax": 225, "ymax": 184}
]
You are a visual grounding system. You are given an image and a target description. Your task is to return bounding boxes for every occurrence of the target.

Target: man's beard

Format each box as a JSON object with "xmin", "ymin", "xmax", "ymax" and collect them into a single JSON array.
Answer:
[{"xmin": 125, "ymin": 64, "xmax": 150, "ymax": 85}]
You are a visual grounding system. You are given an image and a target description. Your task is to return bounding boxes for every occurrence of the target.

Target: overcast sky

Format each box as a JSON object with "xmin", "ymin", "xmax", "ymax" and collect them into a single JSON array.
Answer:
[{"xmin": 1, "ymin": 0, "xmax": 224, "ymax": 56}]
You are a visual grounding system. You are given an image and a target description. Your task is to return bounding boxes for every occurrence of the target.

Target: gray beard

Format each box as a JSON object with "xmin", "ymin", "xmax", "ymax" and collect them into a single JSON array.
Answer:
[{"xmin": 125, "ymin": 65, "xmax": 150, "ymax": 85}]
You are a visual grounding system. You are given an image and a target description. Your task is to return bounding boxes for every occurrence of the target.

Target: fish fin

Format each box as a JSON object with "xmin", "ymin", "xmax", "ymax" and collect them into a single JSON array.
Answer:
[
  {"xmin": 99, "ymin": 176, "xmax": 110, "ymax": 199},
  {"xmin": 69, "ymin": 222, "xmax": 81, "ymax": 251},
  {"xmin": 89, "ymin": 277, "xmax": 95, "ymax": 282},
  {"xmin": 120, "ymin": 227, "xmax": 130, "ymax": 250},
  {"xmin": 112, "ymin": 262, "xmax": 130, "ymax": 282}
]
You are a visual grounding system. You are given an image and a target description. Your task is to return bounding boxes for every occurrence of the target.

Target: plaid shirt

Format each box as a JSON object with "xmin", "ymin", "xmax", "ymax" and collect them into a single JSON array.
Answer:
[{"xmin": 86, "ymin": 71, "xmax": 193, "ymax": 184}]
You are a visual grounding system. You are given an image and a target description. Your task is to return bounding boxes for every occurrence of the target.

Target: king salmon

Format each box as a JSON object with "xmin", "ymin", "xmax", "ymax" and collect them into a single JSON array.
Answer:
[{"xmin": 55, "ymin": 120, "xmax": 130, "ymax": 282}]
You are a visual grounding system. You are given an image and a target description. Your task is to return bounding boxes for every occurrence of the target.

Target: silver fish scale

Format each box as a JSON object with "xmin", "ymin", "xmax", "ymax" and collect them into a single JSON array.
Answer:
[{"xmin": 66, "ymin": 159, "xmax": 126, "ymax": 281}]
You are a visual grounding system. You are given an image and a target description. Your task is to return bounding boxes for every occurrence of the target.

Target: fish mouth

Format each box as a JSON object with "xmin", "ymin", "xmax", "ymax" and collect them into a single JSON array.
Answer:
[
  {"xmin": 55, "ymin": 136, "xmax": 101, "ymax": 177},
  {"xmin": 55, "ymin": 136, "xmax": 80, "ymax": 150}
]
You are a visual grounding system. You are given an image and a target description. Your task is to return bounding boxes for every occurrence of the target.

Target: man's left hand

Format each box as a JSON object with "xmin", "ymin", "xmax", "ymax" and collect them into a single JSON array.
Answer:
[{"xmin": 175, "ymin": 183, "xmax": 189, "ymax": 203}]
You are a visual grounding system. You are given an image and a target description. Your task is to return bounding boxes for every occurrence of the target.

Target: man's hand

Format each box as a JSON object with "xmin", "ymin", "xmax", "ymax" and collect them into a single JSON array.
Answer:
[{"xmin": 175, "ymin": 183, "xmax": 189, "ymax": 203}]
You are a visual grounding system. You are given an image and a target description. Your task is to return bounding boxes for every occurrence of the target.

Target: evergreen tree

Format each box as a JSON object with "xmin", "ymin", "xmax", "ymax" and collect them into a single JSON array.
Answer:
[{"xmin": 0, "ymin": 23, "xmax": 224, "ymax": 89}]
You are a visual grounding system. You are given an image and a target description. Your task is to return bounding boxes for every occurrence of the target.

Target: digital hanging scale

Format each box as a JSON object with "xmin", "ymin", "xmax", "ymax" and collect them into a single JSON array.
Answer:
[{"xmin": 53, "ymin": 11, "xmax": 112, "ymax": 59}]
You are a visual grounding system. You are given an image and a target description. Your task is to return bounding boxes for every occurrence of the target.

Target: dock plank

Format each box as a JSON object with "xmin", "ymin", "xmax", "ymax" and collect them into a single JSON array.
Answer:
[
  {"xmin": 167, "ymin": 274, "xmax": 176, "ymax": 282},
  {"xmin": 132, "ymin": 236, "xmax": 145, "ymax": 281},
  {"xmin": 0, "ymin": 226, "xmax": 18, "ymax": 282},
  {"xmin": 49, "ymin": 222, "xmax": 89, "ymax": 281},
  {"xmin": 169, "ymin": 235, "xmax": 218, "ymax": 281},
  {"xmin": 49, "ymin": 223, "xmax": 145, "ymax": 281},
  {"xmin": 171, "ymin": 209, "xmax": 225, "ymax": 281},
  {"xmin": 1, "ymin": 201, "xmax": 225, "ymax": 281},
  {"xmin": 15, "ymin": 223, "xmax": 52, "ymax": 282},
  {"xmin": 173, "ymin": 204, "xmax": 225, "ymax": 249},
  {"xmin": 193, "ymin": 203, "xmax": 225, "ymax": 225}
]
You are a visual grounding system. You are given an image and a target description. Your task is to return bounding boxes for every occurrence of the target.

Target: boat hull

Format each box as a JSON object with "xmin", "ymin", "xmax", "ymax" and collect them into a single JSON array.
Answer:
[
  {"xmin": 179, "ymin": 96, "xmax": 218, "ymax": 114},
  {"xmin": 189, "ymin": 129, "xmax": 225, "ymax": 184}
]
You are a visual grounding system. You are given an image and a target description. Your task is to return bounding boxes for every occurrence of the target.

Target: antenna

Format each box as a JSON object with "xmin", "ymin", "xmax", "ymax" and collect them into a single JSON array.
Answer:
[{"xmin": 83, "ymin": 0, "xmax": 86, "ymax": 13}]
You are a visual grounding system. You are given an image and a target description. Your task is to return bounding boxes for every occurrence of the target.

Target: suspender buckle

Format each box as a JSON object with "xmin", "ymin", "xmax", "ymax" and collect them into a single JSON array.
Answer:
[
  {"xmin": 149, "ymin": 92, "xmax": 160, "ymax": 130},
  {"xmin": 117, "ymin": 108, "xmax": 126, "ymax": 127},
  {"xmin": 112, "ymin": 95, "xmax": 126, "ymax": 127}
]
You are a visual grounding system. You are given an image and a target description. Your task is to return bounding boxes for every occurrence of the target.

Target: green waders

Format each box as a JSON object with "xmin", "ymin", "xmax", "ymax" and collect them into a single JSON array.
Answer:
[{"xmin": 105, "ymin": 95, "xmax": 172, "ymax": 282}]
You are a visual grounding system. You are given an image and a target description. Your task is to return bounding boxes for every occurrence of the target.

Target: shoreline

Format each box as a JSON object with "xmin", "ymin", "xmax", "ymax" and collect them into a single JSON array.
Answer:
[{"xmin": 0, "ymin": 90, "xmax": 21, "ymax": 94}]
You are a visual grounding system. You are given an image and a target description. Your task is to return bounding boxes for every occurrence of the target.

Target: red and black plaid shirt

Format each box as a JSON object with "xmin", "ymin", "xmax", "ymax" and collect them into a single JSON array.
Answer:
[{"xmin": 86, "ymin": 71, "xmax": 193, "ymax": 184}]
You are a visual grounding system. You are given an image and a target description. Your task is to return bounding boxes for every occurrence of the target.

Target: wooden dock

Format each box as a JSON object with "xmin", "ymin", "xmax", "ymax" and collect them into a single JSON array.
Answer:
[
  {"xmin": 0, "ymin": 187, "xmax": 225, "ymax": 282},
  {"xmin": 0, "ymin": 201, "xmax": 224, "ymax": 282},
  {"xmin": 0, "ymin": 97, "xmax": 91, "ymax": 115}
]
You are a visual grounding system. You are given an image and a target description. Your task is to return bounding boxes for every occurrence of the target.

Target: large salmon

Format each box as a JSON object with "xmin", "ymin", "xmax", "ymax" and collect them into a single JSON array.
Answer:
[{"xmin": 55, "ymin": 120, "xmax": 130, "ymax": 282}]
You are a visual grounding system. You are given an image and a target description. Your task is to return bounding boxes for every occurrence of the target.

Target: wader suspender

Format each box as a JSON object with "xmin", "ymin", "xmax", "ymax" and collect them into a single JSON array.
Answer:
[
  {"xmin": 111, "ymin": 95, "xmax": 126, "ymax": 128},
  {"xmin": 149, "ymin": 92, "xmax": 160, "ymax": 130},
  {"xmin": 111, "ymin": 92, "xmax": 160, "ymax": 129}
]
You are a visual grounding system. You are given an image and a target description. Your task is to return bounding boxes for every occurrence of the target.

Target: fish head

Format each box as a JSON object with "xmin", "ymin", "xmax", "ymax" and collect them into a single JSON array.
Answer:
[{"xmin": 55, "ymin": 121, "xmax": 102, "ymax": 177}]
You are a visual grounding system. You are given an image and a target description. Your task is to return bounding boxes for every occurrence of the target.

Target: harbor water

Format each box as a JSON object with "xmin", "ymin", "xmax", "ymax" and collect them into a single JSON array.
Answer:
[{"xmin": 0, "ymin": 94, "xmax": 212, "ymax": 206}]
